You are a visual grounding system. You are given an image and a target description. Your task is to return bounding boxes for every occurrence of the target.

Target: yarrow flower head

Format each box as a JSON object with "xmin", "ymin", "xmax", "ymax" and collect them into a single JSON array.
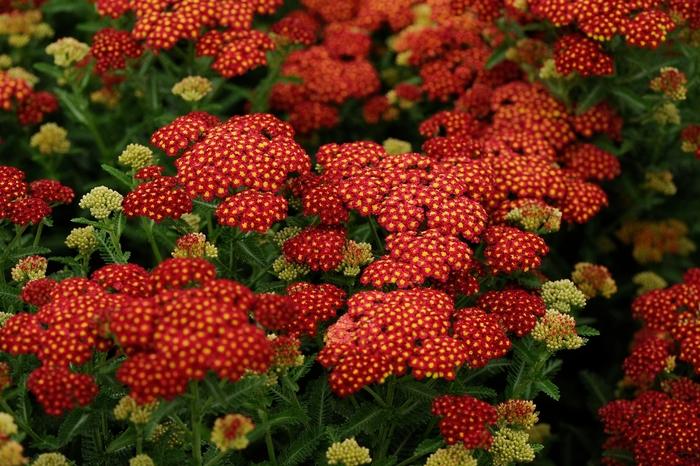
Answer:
[
  {"xmin": 383, "ymin": 137, "xmax": 412, "ymax": 155},
  {"xmin": 65, "ymin": 226, "xmax": 98, "ymax": 255},
  {"xmin": 171, "ymin": 76, "xmax": 213, "ymax": 102},
  {"xmin": 532, "ymin": 310, "xmax": 585, "ymax": 352},
  {"xmin": 653, "ymin": 102, "xmax": 681, "ymax": 126},
  {"xmin": 113, "ymin": 396, "xmax": 158, "ymax": 424},
  {"xmin": 118, "ymin": 144, "xmax": 155, "ymax": 171},
  {"xmin": 0, "ymin": 412, "xmax": 17, "ymax": 436},
  {"xmin": 432, "ymin": 395, "xmax": 498, "ymax": 449},
  {"xmin": 30, "ymin": 123, "xmax": 70, "ymax": 155},
  {"xmin": 337, "ymin": 240, "xmax": 373, "ymax": 276},
  {"xmin": 10, "ymin": 255, "xmax": 47, "ymax": 283},
  {"xmin": 643, "ymin": 170, "xmax": 677, "ymax": 196},
  {"xmin": 490, "ymin": 427, "xmax": 536, "ymax": 466},
  {"xmin": 571, "ymin": 263, "xmax": 617, "ymax": 299},
  {"xmin": 425, "ymin": 444, "xmax": 477, "ymax": 466},
  {"xmin": 45, "ymin": 37, "xmax": 89, "ymax": 67},
  {"xmin": 505, "ymin": 201, "xmax": 562, "ymax": 233},
  {"xmin": 496, "ymin": 400, "xmax": 539, "ymax": 429},
  {"xmin": 650, "ymin": 67, "xmax": 688, "ymax": 101},
  {"xmin": 272, "ymin": 256, "xmax": 310, "ymax": 281},
  {"xmin": 171, "ymin": 233, "xmax": 218, "ymax": 259},
  {"xmin": 326, "ymin": 438, "xmax": 372, "ymax": 466},
  {"xmin": 211, "ymin": 414, "xmax": 254, "ymax": 452},
  {"xmin": 632, "ymin": 271, "xmax": 668, "ymax": 295},
  {"xmin": 541, "ymin": 279, "xmax": 587, "ymax": 312},
  {"xmin": 129, "ymin": 454, "xmax": 155, "ymax": 466},
  {"xmin": 79, "ymin": 186, "xmax": 123, "ymax": 219},
  {"xmin": 32, "ymin": 453, "xmax": 71, "ymax": 466}
]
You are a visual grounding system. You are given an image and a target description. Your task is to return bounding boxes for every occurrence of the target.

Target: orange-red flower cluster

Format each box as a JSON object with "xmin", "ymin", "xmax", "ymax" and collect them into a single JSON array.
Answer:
[
  {"xmin": 0, "ymin": 165, "xmax": 73, "ymax": 226},
  {"xmin": 318, "ymin": 288, "xmax": 511, "ymax": 396},
  {"xmin": 93, "ymin": 0, "xmax": 280, "ymax": 77},
  {"xmin": 124, "ymin": 113, "xmax": 310, "ymax": 230},
  {"xmin": 0, "ymin": 71, "xmax": 57, "ymax": 125},
  {"xmin": 0, "ymin": 258, "xmax": 273, "ymax": 411},
  {"xmin": 600, "ymin": 379, "xmax": 700, "ymax": 466}
]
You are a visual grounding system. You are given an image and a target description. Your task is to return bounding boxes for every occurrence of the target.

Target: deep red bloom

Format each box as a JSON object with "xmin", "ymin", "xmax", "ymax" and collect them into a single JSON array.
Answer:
[
  {"xmin": 554, "ymin": 34, "xmax": 614, "ymax": 76},
  {"xmin": 432, "ymin": 395, "xmax": 498, "ymax": 449},
  {"xmin": 122, "ymin": 176, "xmax": 193, "ymax": 222},
  {"xmin": 478, "ymin": 289, "xmax": 547, "ymax": 336},
  {"xmin": 483, "ymin": 226, "xmax": 549, "ymax": 274},
  {"xmin": 27, "ymin": 365, "xmax": 98, "ymax": 416}
]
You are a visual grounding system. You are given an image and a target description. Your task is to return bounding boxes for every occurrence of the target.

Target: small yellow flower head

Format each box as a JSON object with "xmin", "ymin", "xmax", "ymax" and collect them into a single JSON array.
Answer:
[
  {"xmin": 32, "ymin": 453, "xmax": 70, "ymax": 466},
  {"xmin": 172, "ymin": 233, "xmax": 218, "ymax": 259},
  {"xmin": 506, "ymin": 202, "xmax": 561, "ymax": 234},
  {"xmin": 171, "ymin": 76, "xmax": 213, "ymax": 102},
  {"xmin": 512, "ymin": 0, "xmax": 528, "ymax": 11},
  {"xmin": 7, "ymin": 34, "xmax": 29, "ymax": 47},
  {"xmin": 338, "ymin": 241, "xmax": 373, "ymax": 277},
  {"xmin": 539, "ymin": 58, "xmax": 563, "ymax": 80},
  {"xmin": 30, "ymin": 123, "xmax": 70, "ymax": 155},
  {"xmin": 211, "ymin": 414, "xmax": 254, "ymax": 452},
  {"xmin": 496, "ymin": 400, "xmax": 539, "ymax": 429},
  {"xmin": 6, "ymin": 67, "xmax": 38, "ymax": 87},
  {"xmin": 90, "ymin": 87, "xmax": 120, "ymax": 109},
  {"xmin": 653, "ymin": 102, "xmax": 681, "ymax": 126},
  {"xmin": 490, "ymin": 428, "xmax": 535, "ymax": 466},
  {"xmin": 118, "ymin": 144, "xmax": 155, "ymax": 171},
  {"xmin": 532, "ymin": 310, "xmax": 585, "ymax": 352},
  {"xmin": 33, "ymin": 23, "xmax": 54, "ymax": 40},
  {"xmin": 632, "ymin": 271, "xmax": 668, "ymax": 295},
  {"xmin": 180, "ymin": 213, "xmax": 201, "ymax": 232},
  {"xmin": 79, "ymin": 186, "xmax": 123, "ymax": 219},
  {"xmin": 664, "ymin": 355, "xmax": 676, "ymax": 373},
  {"xmin": 528, "ymin": 423, "xmax": 551, "ymax": 444},
  {"xmin": 11, "ymin": 256, "xmax": 47, "ymax": 283},
  {"xmin": 0, "ymin": 440, "xmax": 26, "ymax": 466},
  {"xmin": 650, "ymin": 67, "xmax": 687, "ymax": 101},
  {"xmin": 643, "ymin": 170, "xmax": 677, "ymax": 196},
  {"xmin": 571, "ymin": 262, "xmax": 617, "ymax": 299},
  {"xmin": 412, "ymin": 3, "xmax": 432, "ymax": 26},
  {"xmin": 129, "ymin": 454, "xmax": 155, "ymax": 466},
  {"xmin": 540, "ymin": 279, "xmax": 587, "ymax": 313},
  {"xmin": 272, "ymin": 256, "xmax": 309, "ymax": 281},
  {"xmin": 113, "ymin": 396, "xmax": 158, "ymax": 424},
  {"xmin": 273, "ymin": 226, "xmax": 301, "ymax": 247},
  {"xmin": 326, "ymin": 438, "xmax": 372, "ymax": 466},
  {"xmin": 383, "ymin": 138, "xmax": 412, "ymax": 155},
  {"xmin": 425, "ymin": 444, "xmax": 476, "ymax": 466},
  {"xmin": 0, "ymin": 54, "xmax": 11, "ymax": 68},
  {"xmin": 268, "ymin": 334, "xmax": 304, "ymax": 372},
  {"xmin": 45, "ymin": 37, "xmax": 89, "ymax": 67},
  {"xmin": 0, "ymin": 412, "xmax": 18, "ymax": 436},
  {"xmin": 65, "ymin": 226, "xmax": 98, "ymax": 255},
  {"xmin": 396, "ymin": 50, "xmax": 412, "ymax": 66}
]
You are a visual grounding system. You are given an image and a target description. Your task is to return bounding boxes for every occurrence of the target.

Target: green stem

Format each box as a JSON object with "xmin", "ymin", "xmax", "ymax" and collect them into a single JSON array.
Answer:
[
  {"xmin": 33, "ymin": 222, "xmax": 44, "ymax": 248},
  {"xmin": 136, "ymin": 424, "xmax": 144, "ymax": 454},
  {"xmin": 203, "ymin": 451, "xmax": 226, "ymax": 466},
  {"xmin": 258, "ymin": 409, "xmax": 277, "ymax": 465},
  {"xmin": 368, "ymin": 217, "xmax": 385, "ymax": 254},
  {"xmin": 362, "ymin": 386, "xmax": 388, "ymax": 408},
  {"xmin": 190, "ymin": 382, "xmax": 203, "ymax": 466},
  {"xmin": 395, "ymin": 451, "xmax": 431, "ymax": 466},
  {"xmin": 142, "ymin": 219, "xmax": 162, "ymax": 263}
]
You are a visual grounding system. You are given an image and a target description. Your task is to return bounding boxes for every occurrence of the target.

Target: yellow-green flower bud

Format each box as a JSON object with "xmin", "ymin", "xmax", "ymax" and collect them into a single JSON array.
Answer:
[
  {"xmin": 79, "ymin": 186, "xmax": 123, "ymax": 219},
  {"xmin": 424, "ymin": 445, "xmax": 476, "ymax": 466},
  {"xmin": 118, "ymin": 144, "xmax": 155, "ymax": 171},
  {"xmin": 30, "ymin": 123, "xmax": 70, "ymax": 155},
  {"xmin": 171, "ymin": 76, "xmax": 213, "ymax": 102},
  {"xmin": 490, "ymin": 428, "xmax": 535, "ymax": 466},
  {"xmin": 326, "ymin": 438, "xmax": 372, "ymax": 466},
  {"xmin": 129, "ymin": 454, "xmax": 155, "ymax": 466},
  {"xmin": 45, "ymin": 37, "xmax": 89, "ymax": 67},
  {"xmin": 32, "ymin": 452, "xmax": 71, "ymax": 466},
  {"xmin": 540, "ymin": 279, "xmax": 587, "ymax": 313},
  {"xmin": 65, "ymin": 226, "xmax": 98, "ymax": 255}
]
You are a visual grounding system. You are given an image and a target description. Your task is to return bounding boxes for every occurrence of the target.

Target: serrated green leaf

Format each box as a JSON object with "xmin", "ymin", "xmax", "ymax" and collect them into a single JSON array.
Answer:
[
  {"xmin": 535, "ymin": 380, "xmax": 560, "ymax": 400},
  {"xmin": 576, "ymin": 325, "xmax": 600, "ymax": 336},
  {"xmin": 106, "ymin": 427, "xmax": 135, "ymax": 453},
  {"xmin": 101, "ymin": 164, "xmax": 133, "ymax": 189},
  {"xmin": 58, "ymin": 411, "xmax": 91, "ymax": 446}
]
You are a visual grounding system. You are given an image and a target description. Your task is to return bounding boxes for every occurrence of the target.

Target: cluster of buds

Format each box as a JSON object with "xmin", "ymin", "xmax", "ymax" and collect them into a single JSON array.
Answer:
[{"xmin": 325, "ymin": 438, "xmax": 372, "ymax": 466}]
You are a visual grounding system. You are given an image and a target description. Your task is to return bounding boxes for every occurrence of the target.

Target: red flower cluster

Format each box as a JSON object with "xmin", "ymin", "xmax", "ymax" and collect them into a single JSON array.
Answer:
[
  {"xmin": 90, "ymin": 28, "xmax": 143, "ymax": 75},
  {"xmin": 0, "ymin": 71, "xmax": 58, "ymax": 125},
  {"xmin": 253, "ymin": 282, "xmax": 346, "ymax": 337},
  {"xmin": 621, "ymin": 270, "xmax": 700, "ymax": 384},
  {"xmin": 125, "ymin": 113, "xmax": 310, "ymax": 230},
  {"xmin": 270, "ymin": 41, "xmax": 380, "ymax": 133},
  {"xmin": 318, "ymin": 288, "xmax": 511, "ymax": 396},
  {"xmin": 93, "ymin": 0, "xmax": 281, "ymax": 77},
  {"xmin": 0, "ymin": 165, "xmax": 74, "ymax": 225},
  {"xmin": 432, "ymin": 394, "xmax": 498, "ymax": 449},
  {"xmin": 282, "ymin": 226, "xmax": 347, "ymax": 272},
  {"xmin": 600, "ymin": 379, "xmax": 700, "ymax": 466},
  {"xmin": 483, "ymin": 226, "xmax": 549, "ymax": 274},
  {"xmin": 0, "ymin": 258, "xmax": 273, "ymax": 411}
]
